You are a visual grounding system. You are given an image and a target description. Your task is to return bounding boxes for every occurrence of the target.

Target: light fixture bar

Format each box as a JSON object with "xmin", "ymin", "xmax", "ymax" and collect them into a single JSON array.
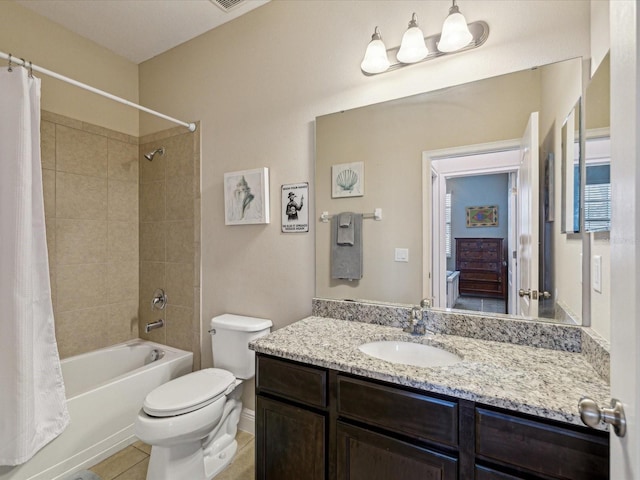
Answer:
[{"xmin": 361, "ymin": 20, "xmax": 489, "ymax": 76}]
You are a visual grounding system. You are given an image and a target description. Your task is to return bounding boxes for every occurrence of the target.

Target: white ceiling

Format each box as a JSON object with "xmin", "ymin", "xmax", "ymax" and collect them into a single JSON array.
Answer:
[{"xmin": 16, "ymin": 0, "xmax": 270, "ymax": 64}]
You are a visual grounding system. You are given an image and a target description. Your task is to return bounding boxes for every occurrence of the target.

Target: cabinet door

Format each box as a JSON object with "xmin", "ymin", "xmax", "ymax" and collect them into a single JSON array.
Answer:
[
  {"xmin": 256, "ymin": 395, "xmax": 326, "ymax": 480},
  {"xmin": 337, "ymin": 422, "xmax": 457, "ymax": 480}
]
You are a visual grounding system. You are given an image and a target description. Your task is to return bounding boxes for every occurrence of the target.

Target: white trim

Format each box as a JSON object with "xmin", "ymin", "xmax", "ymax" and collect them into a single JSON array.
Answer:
[{"xmin": 238, "ymin": 407, "xmax": 255, "ymax": 435}]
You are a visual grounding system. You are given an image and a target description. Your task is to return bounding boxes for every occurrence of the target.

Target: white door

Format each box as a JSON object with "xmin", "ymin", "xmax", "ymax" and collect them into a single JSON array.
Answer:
[
  {"xmin": 517, "ymin": 112, "xmax": 539, "ymax": 318},
  {"xmin": 609, "ymin": 1, "xmax": 639, "ymax": 475},
  {"xmin": 507, "ymin": 172, "xmax": 518, "ymax": 315}
]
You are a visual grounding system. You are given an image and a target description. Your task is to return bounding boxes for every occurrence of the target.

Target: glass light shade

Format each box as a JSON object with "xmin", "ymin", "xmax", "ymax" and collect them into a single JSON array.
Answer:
[
  {"xmin": 437, "ymin": 9, "xmax": 473, "ymax": 53},
  {"xmin": 397, "ymin": 25, "xmax": 429, "ymax": 63},
  {"xmin": 361, "ymin": 30, "xmax": 390, "ymax": 74}
]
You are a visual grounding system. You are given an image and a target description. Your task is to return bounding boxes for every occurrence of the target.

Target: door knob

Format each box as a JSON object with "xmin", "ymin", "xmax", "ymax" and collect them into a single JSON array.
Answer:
[
  {"xmin": 579, "ymin": 397, "xmax": 626, "ymax": 437},
  {"xmin": 519, "ymin": 289, "xmax": 550, "ymax": 300},
  {"xmin": 518, "ymin": 288, "xmax": 531, "ymax": 298}
]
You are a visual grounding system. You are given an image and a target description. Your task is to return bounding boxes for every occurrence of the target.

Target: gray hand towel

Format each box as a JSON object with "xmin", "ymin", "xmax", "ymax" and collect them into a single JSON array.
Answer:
[
  {"xmin": 331, "ymin": 213, "xmax": 363, "ymax": 280},
  {"xmin": 337, "ymin": 212, "xmax": 354, "ymax": 245}
]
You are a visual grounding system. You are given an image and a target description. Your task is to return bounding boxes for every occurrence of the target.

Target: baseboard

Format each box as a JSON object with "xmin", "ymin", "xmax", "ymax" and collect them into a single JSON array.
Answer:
[{"xmin": 238, "ymin": 408, "xmax": 255, "ymax": 435}]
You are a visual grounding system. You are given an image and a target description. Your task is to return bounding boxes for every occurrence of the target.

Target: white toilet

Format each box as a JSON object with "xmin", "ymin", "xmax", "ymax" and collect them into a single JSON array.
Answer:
[{"xmin": 135, "ymin": 314, "xmax": 272, "ymax": 480}]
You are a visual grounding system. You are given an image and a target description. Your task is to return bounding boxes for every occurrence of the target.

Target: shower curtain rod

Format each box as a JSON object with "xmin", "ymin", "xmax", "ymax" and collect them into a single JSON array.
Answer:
[{"xmin": 0, "ymin": 51, "xmax": 196, "ymax": 132}]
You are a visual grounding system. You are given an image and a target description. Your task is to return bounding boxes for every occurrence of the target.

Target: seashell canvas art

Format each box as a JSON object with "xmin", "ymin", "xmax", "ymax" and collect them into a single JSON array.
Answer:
[{"xmin": 332, "ymin": 161, "xmax": 364, "ymax": 198}]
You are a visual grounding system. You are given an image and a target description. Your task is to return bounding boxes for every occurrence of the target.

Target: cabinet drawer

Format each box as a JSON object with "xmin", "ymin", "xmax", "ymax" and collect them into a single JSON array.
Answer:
[
  {"xmin": 475, "ymin": 465, "xmax": 527, "ymax": 480},
  {"xmin": 337, "ymin": 375, "xmax": 458, "ymax": 447},
  {"xmin": 337, "ymin": 422, "xmax": 457, "ymax": 480},
  {"xmin": 256, "ymin": 355, "xmax": 327, "ymax": 408},
  {"xmin": 476, "ymin": 408, "xmax": 609, "ymax": 479}
]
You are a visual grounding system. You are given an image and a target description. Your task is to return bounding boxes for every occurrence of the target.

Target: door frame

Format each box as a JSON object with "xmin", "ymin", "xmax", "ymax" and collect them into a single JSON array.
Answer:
[{"xmin": 422, "ymin": 140, "xmax": 520, "ymax": 308}]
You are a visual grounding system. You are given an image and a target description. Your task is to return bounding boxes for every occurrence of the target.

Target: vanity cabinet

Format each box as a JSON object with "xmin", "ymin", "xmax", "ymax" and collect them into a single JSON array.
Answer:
[{"xmin": 255, "ymin": 354, "xmax": 609, "ymax": 480}]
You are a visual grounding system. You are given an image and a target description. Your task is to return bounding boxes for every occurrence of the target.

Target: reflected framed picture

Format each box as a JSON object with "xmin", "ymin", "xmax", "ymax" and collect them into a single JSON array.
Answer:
[
  {"xmin": 332, "ymin": 161, "xmax": 364, "ymax": 198},
  {"xmin": 224, "ymin": 167, "xmax": 270, "ymax": 225},
  {"xmin": 281, "ymin": 182, "xmax": 309, "ymax": 233},
  {"xmin": 466, "ymin": 205, "xmax": 498, "ymax": 227}
]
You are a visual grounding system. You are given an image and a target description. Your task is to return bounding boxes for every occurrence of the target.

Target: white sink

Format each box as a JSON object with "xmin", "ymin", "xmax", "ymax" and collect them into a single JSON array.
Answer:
[{"xmin": 358, "ymin": 341, "xmax": 462, "ymax": 368}]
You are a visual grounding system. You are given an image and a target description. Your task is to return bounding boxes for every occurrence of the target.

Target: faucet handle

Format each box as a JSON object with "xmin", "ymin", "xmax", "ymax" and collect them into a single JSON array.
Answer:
[{"xmin": 420, "ymin": 298, "xmax": 432, "ymax": 309}]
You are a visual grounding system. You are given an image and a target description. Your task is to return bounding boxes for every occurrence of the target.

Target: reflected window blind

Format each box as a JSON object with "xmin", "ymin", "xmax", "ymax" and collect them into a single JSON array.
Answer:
[{"xmin": 584, "ymin": 183, "xmax": 611, "ymax": 231}]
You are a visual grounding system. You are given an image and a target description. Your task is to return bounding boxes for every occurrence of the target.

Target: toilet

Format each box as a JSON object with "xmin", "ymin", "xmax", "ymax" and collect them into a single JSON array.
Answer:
[{"xmin": 135, "ymin": 314, "xmax": 272, "ymax": 480}]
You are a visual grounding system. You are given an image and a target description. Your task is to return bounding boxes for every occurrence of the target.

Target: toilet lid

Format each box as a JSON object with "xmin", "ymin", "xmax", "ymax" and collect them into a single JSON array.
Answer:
[{"xmin": 143, "ymin": 368, "xmax": 236, "ymax": 417}]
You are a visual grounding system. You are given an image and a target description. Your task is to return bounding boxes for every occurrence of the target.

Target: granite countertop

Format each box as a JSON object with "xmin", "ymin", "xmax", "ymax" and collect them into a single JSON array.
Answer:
[{"xmin": 250, "ymin": 316, "xmax": 610, "ymax": 429}]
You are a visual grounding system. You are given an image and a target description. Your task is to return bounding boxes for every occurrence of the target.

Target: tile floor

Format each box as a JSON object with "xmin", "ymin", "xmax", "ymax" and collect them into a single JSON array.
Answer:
[
  {"xmin": 88, "ymin": 431, "xmax": 255, "ymax": 480},
  {"xmin": 453, "ymin": 295, "xmax": 506, "ymax": 314}
]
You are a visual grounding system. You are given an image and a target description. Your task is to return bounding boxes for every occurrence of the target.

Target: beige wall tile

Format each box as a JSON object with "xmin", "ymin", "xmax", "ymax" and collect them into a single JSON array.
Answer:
[
  {"xmin": 164, "ymin": 133, "xmax": 194, "ymax": 179},
  {"xmin": 140, "ymin": 261, "xmax": 166, "ymax": 308},
  {"xmin": 108, "ymin": 180, "xmax": 139, "ymax": 221},
  {"xmin": 192, "ymin": 332, "xmax": 201, "ymax": 371},
  {"xmin": 194, "ymin": 244, "xmax": 200, "ymax": 288},
  {"xmin": 166, "ymin": 176, "xmax": 193, "ymax": 220},
  {"xmin": 108, "ymin": 221, "xmax": 139, "ymax": 263},
  {"xmin": 166, "ymin": 305, "xmax": 193, "ymax": 351},
  {"xmin": 194, "ymin": 198, "xmax": 201, "ymax": 242},
  {"xmin": 56, "ymin": 219, "xmax": 108, "ymax": 264},
  {"xmin": 166, "ymin": 220, "xmax": 194, "ymax": 263},
  {"xmin": 41, "ymin": 111, "xmax": 83, "ymax": 130},
  {"xmin": 46, "ymin": 218, "xmax": 56, "ymax": 313},
  {"xmin": 139, "ymin": 181, "xmax": 165, "ymax": 222},
  {"xmin": 140, "ymin": 222, "xmax": 165, "ymax": 262},
  {"xmin": 108, "ymin": 261, "xmax": 139, "ymax": 304},
  {"xmin": 41, "ymin": 120, "xmax": 56, "ymax": 170},
  {"xmin": 56, "ymin": 125, "xmax": 108, "ymax": 177},
  {"xmin": 55, "ymin": 306, "xmax": 110, "ymax": 358},
  {"xmin": 42, "ymin": 168, "xmax": 56, "ymax": 219},
  {"xmin": 57, "ymin": 263, "xmax": 108, "ymax": 312},
  {"xmin": 139, "ymin": 143, "xmax": 166, "ymax": 184},
  {"xmin": 139, "ymin": 126, "xmax": 185, "ymax": 145},
  {"xmin": 109, "ymin": 139, "xmax": 138, "ymax": 182},
  {"xmin": 107, "ymin": 302, "xmax": 139, "ymax": 344},
  {"xmin": 82, "ymin": 122, "xmax": 132, "ymax": 144},
  {"xmin": 56, "ymin": 172, "xmax": 107, "ymax": 219},
  {"xmin": 166, "ymin": 262, "xmax": 194, "ymax": 307}
]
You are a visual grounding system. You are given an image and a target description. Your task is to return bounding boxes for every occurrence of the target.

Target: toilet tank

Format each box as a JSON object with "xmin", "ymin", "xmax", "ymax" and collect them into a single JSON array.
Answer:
[{"xmin": 210, "ymin": 314, "xmax": 272, "ymax": 379}]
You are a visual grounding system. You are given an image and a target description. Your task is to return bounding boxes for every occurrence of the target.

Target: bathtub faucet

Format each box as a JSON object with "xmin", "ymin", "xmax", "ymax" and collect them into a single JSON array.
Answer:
[{"xmin": 145, "ymin": 319, "xmax": 164, "ymax": 333}]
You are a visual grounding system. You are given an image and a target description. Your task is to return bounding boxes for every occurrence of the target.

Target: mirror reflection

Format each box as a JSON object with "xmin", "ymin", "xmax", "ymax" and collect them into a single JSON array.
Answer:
[
  {"xmin": 315, "ymin": 57, "xmax": 584, "ymax": 325},
  {"xmin": 561, "ymin": 100, "xmax": 581, "ymax": 234},
  {"xmin": 584, "ymin": 53, "xmax": 611, "ymax": 233}
]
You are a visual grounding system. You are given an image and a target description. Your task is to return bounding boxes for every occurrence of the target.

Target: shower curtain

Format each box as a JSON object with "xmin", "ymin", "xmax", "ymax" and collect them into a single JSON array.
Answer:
[{"xmin": 0, "ymin": 67, "xmax": 69, "ymax": 465}]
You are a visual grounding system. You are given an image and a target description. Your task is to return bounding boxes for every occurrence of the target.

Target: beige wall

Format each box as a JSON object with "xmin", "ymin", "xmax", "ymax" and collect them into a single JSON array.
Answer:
[
  {"xmin": 315, "ymin": 69, "xmax": 542, "ymax": 304},
  {"xmin": 0, "ymin": 1, "xmax": 139, "ymax": 136},
  {"xmin": 42, "ymin": 111, "xmax": 140, "ymax": 358},
  {"xmin": 138, "ymin": 127, "xmax": 202, "ymax": 369},
  {"xmin": 539, "ymin": 58, "xmax": 584, "ymax": 322},
  {"xmin": 138, "ymin": 1, "xmax": 592, "ymax": 409}
]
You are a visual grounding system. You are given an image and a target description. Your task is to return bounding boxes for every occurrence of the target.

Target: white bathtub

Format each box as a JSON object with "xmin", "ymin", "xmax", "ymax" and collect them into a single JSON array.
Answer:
[{"xmin": 0, "ymin": 339, "xmax": 193, "ymax": 480}]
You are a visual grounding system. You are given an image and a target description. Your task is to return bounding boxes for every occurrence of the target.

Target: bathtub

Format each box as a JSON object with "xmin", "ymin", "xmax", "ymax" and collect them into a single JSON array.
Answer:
[{"xmin": 0, "ymin": 339, "xmax": 193, "ymax": 480}]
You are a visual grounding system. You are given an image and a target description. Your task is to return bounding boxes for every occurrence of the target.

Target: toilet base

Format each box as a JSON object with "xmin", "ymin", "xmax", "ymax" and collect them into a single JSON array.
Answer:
[{"xmin": 205, "ymin": 439, "xmax": 238, "ymax": 478}]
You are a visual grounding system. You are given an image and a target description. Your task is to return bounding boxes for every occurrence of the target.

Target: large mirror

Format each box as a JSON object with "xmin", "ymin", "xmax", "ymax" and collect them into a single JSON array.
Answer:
[
  {"xmin": 315, "ymin": 57, "xmax": 585, "ymax": 325},
  {"xmin": 586, "ymin": 52, "xmax": 610, "ymax": 333}
]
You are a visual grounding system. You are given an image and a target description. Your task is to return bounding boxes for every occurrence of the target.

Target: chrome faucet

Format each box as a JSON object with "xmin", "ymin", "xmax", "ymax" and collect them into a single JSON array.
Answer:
[
  {"xmin": 403, "ymin": 299, "xmax": 433, "ymax": 335},
  {"xmin": 145, "ymin": 319, "xmax": 164, "ymax": 333}
]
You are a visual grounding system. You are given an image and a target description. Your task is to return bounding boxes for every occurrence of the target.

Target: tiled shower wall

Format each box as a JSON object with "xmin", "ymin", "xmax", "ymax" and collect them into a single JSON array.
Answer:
[
  {"xmin": 138, "ymin": 126, "xmax": 201, "ymax": 370},
  {"xmin": 42, "ymin": 111, "xmax": 140, "ymax": 358}
]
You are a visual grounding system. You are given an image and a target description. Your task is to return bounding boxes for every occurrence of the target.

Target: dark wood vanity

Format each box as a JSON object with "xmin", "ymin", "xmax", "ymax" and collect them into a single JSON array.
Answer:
[{"xmin": 255, "ymin": 354, "xmax": 609, "ymax": 480}]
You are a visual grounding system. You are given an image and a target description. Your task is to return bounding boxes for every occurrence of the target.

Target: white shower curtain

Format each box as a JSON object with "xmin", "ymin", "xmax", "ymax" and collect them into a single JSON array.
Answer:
[{"xmin": 0, "ymin": 67, "xmax": 69, "ymax": 465}]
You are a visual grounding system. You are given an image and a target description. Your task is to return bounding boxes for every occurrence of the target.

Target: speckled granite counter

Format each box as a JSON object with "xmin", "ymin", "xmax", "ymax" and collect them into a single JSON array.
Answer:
[{"xmin": 250, "ymin": 316, "xmax": 610, "ymax": 430}]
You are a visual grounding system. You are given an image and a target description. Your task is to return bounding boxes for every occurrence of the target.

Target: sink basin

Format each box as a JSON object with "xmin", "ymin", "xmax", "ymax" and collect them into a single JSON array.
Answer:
[{"xmin": 358, "ymin": 341, "xmax": 462, "ymax": 368}]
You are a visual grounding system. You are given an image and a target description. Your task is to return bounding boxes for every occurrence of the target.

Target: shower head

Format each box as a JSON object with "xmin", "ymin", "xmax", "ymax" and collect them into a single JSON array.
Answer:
[{"xmin": 144, "ymin": 147, "xmax": 165, "ymax": 161}]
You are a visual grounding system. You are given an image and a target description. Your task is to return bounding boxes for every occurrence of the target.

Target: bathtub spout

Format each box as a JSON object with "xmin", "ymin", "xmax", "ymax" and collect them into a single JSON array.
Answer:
[{"xmin": 145, "ymin": 319, "xmax": 164, "ymax": 333}]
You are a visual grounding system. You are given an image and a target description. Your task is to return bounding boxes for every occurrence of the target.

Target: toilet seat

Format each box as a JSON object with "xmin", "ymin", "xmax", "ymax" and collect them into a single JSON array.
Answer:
[{"xmin": 143, "ymin": 368, "xmax": 236, "ymax": 417}]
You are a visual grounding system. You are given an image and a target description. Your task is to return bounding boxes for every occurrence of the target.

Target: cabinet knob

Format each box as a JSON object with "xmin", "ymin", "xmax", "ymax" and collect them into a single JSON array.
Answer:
[{"xmin": 579, "ymin": 397, "xmax": 626, "ymax": 437}]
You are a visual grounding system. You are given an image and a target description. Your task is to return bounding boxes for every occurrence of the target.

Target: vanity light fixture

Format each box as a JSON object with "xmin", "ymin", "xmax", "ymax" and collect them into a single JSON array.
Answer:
[
  {"xmin": 438, "ymin": 0, "xmax": 474, "ymax": 53},
  {"xmin": 360, "ymin": 27, "xmax": 391, "ymax": 74},
  {"xmin": 360, "ymin": 0, "xmax": 488, "ymax": 76},
  {"xmin": 397, "ymin": 13, "xmax": 429, "ymax": 64}
]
